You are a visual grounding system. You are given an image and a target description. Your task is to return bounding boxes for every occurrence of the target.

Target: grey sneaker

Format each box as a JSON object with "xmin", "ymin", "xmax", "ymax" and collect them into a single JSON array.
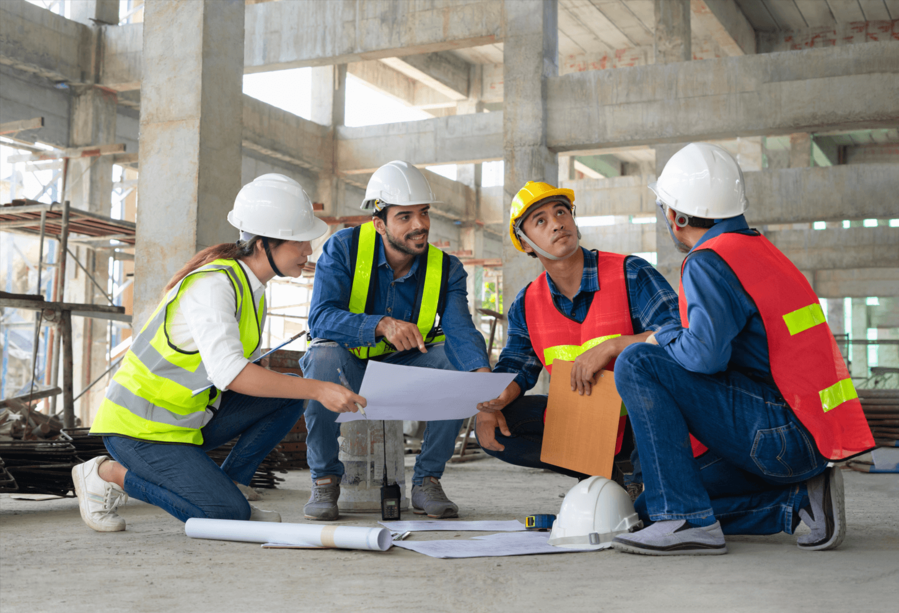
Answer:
[
  {"xmin": 797, "ymin": 466, "xmax": 845, "ymax": 551},
  {"xmin": 303, "ymin": 475, "xmax": 340, "ymax": 521},
  {"xmin": 412, "ymin": 477, "xmax": 458, "ymax": 519},
  {"xmin": 612, "ymin": 519, "xmax": 727, "ymax": 556},
  {"xmin": 71, "ymin": 456, "xmax": 128, "ymax": 532}
]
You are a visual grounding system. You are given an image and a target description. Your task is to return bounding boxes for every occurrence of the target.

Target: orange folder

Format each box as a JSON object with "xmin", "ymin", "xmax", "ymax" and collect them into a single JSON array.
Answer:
[{"xmin": 540, "ymin": 360, "xmax": 623, "ymax": 479}]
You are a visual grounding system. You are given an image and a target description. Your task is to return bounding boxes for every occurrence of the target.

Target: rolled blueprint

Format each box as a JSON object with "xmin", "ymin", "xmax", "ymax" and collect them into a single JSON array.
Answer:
[{"xmin": 185, "ymin": 519, "xmax": 392, "ymax": 551}]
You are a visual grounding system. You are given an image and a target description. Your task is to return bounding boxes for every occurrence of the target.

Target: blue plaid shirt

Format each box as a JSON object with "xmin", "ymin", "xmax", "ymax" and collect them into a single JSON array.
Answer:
[{"xmin": 494, "ymin": 248, "xmax": 680, "ymax": 392}]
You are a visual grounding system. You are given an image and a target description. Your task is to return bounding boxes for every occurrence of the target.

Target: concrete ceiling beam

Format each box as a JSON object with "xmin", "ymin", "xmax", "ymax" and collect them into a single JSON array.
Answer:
[
  {"xmin": 335, "ymin": 111, "xmax": 503, "ymax": 174},
  {"xmin": 347, "ymin": 61, "xmax": 456, "ymax": 110},
  {"xmin": 243, "ymin": 0, "xmax": 503, "ymax": 73},
  {"xmin": 812, "ymin": 268, "xmax": 899, "ymax": 299},
  {"xmin": 690, "ymin": 0, "xmax": 756, "ymax": 56},
  {"xmin": 566, "ymin": 164, "xmax": 899, "ymax": 224},
  {"xmin": 380, "ymin": 51, "xmax": 471, "ymax": 101},
  {"xmin": 546, "ymin": 42, "xmax": 899, "ymax": 152},
  {"xmin": 0, "ymin": 0, "xmax": 88, "ymax": 84},
  {"xmin": 766, "ymin": 226, "xmax": 899, "ymax": 271}
]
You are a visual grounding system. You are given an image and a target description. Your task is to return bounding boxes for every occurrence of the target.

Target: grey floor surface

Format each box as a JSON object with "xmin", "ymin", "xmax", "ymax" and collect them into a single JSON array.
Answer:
[{"xmin": 1, "ymin": 456, "xmax": 897, "ymax": 613}]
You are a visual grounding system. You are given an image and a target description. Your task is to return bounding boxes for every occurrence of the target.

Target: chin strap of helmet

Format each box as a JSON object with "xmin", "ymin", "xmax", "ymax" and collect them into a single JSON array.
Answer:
[{"xmin": 261, "ymin": 236, "xmax": 286, "ymax": 277}]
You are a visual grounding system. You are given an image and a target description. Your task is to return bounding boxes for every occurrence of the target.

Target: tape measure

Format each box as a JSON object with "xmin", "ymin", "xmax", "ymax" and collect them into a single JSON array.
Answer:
[{"xmin": 525, "ymin": 514, "xmax": 556, "ymax": 531}]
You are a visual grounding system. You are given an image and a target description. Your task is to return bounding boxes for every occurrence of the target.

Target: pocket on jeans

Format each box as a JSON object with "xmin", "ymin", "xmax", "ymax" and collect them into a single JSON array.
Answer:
[{"xmin": 750, "ymin": 423, "xmax": 818, "ymax": 478}]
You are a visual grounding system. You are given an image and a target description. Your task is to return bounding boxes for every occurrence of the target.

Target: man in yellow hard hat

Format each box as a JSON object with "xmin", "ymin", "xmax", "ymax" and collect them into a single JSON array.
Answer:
[{"xmin": 475, "ymin": 181, "xmax": 680, "ymax": 493}]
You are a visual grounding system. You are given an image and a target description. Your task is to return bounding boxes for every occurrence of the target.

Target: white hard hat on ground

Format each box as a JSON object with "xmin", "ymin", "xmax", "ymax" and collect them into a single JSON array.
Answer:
[
  {"xmin": 649, "ymin": 142, "xmax": 748, "ymax": 220},
  {"xmin": 228, "ymin": 173, "xmax": 328, "ymax": 242},
  {"xmin": 548, "ymin": 476, "xmax": 643, "ymax": 550},
  {"xmin": 360, "ymin": 160, "xmax": 441, "ymax": 210}
]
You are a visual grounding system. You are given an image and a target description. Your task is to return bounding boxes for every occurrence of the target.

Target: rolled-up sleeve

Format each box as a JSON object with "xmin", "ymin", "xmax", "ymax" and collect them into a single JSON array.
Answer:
[
  {"xmin": 493, "ymin": 286, "xmax": 543, "ymax": 393},
  {"xmin": 440, "ymin": 258, "xmax": 490, "ymax": 372},
  {"xmin": 179, "ymin": 274, "xmax": 251, "ymax": 391},
  {"xmin": 308, "ymin": 229, "xmax": 385, "ymax": 348}
]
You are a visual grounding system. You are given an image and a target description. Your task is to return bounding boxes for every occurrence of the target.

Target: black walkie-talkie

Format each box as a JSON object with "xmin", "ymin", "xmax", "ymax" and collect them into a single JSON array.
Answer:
[{"xmin": 380, "ymin": 421, "xmax": 401, "ymax": 520}]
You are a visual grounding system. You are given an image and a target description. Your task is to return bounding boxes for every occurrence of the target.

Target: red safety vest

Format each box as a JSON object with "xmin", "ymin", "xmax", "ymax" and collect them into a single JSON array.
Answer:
[
  {"xmin": 679, "ymin": 232, "xmax": 874, "ymax": 460},
  {"xmin": 525, "ymin": 251, "xmax": 633, "ymax": 455}
]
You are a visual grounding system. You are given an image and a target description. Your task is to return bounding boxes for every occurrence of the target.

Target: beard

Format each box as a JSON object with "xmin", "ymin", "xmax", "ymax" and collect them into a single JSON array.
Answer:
[{"xmin": 385, "ymin": 227, "xmax": 428, "ymax": 256}]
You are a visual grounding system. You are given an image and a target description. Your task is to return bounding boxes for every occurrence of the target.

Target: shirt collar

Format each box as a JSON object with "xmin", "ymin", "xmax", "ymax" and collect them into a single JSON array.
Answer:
[
  {"xmin": 544, "ymin": 247, "xmax": 599, "ymax": 299},
  {"xmin": 691, "ymin": 215, "xmax": 750, "ymax": 253},
  {"xmin": 237, "ymin": 260, "xmax": 265, "ymax": 295},
  {"xmin": 377, "ymin": 233, "xmax": 420, "ymax": 280}
]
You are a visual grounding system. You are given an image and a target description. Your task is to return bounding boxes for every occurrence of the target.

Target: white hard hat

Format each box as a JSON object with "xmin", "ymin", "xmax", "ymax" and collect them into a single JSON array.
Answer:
[
  {"xmin": 548, "ymin": 477, "xmax": 642, "ymax": 550},
  {"xmin": 228, "ymin": 174, "xmax": 328, "ymax": 242},
  {"xmin": 360, "ymin": 160, "xmax": 441, "ymax": 210},
  {"xmin": 649, "ymin": 143, "xmax": 748, "ymax": 220}
]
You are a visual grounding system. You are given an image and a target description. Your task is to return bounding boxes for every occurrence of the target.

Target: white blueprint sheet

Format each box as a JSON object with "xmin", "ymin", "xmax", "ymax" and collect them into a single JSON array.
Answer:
[
  {"xmin": 392, "ymin": 531, "xmax": 600, "ymax": 559},
  {"xmin": 336, "ymin": 361, "xmax": 516, "ymax": 423},
  {"xmin": 380, "ymin": 520, "xmax": 527, "ymax": 533}
]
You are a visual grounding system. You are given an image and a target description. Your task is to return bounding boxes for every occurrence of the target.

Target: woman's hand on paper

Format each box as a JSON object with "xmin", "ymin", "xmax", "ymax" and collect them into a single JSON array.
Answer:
[
  {"xmin": 477, "ymin": 381, "xmax": 520, "ymax": 414},
  {"xmin": 475, "ymin": 411, "xmax": 511, "ymax": 452},
  {"xmin": 315, "ymin": 381, "xmax": 367, "ymax": 414}
]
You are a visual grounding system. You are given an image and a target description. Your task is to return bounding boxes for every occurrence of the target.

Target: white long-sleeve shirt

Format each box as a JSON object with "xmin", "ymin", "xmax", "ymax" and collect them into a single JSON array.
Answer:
[{"xmin": 166, "ymin": 260, "xmax": 266, "ymax": 398}]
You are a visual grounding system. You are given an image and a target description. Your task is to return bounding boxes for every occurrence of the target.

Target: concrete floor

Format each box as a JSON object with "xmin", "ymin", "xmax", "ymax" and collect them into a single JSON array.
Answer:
[{"xmin": 1, "ymin": 457, "xmax": 897, "ymax": 613}]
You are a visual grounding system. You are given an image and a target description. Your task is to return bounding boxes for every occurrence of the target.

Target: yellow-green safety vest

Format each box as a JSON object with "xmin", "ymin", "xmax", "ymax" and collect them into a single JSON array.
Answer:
[
  {"xmin": 348, "ymin": 222, "xmax": 449, "ymax": 359},
  {"xmin": 90, "ymin": 259, "xmax": 264, "ymax": 445}
]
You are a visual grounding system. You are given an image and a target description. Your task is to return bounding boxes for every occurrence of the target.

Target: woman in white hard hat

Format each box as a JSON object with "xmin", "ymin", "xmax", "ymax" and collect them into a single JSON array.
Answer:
[{"xmin": 71, "ymin": 174, "xmax": 366, "ymax": 532}]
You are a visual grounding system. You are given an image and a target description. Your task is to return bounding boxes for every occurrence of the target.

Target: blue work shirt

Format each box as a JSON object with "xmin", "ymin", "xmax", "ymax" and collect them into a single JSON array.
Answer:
[
  {"xmin": 653, "ymin": 215, "xmax": 775, "ymax": 387},
  {"xmin": 494, "ymin": 248, "xmax": 681, "ymax": 393},
  {"xmin": 308, "ymin": 227, "xmax": 490, "ymax": 372}
]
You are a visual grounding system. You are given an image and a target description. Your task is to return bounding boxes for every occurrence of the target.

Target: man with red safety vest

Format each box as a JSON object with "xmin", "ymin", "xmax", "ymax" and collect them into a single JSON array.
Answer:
[
  {"xmin": 610, "ymin": 143, "xmax": 875, "ymax": 556},
  {"xmin": 475, "ymin": 181, "xmax": 680, "ymax": 495}
]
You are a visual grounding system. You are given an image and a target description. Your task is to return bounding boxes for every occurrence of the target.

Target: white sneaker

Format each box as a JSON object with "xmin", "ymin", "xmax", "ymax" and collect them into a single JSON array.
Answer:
[
  {"xmin": 249, "ymin": 505, "xmax": 281, "ymax": 522},
  {"xmin": 71, "ymin": 456, "xmax": 128, "ymax": 532}
]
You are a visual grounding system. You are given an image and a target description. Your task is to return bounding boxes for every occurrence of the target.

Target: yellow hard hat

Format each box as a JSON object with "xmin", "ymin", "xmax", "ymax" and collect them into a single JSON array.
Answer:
[{"xmin": 509, "ymin": 181, "xmax": 576, "ymax": 253}]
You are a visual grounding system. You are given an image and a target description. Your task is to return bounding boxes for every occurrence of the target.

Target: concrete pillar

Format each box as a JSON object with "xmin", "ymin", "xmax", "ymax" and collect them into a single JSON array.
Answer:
[
  {"xmin": 763, "ymin": 137, "xmax": 790, "ymax": 170},
  {"xmin": 311, "ymin": 65, "xmax": 346, "ymax": 216},
  {"xmin": 133, "ymin": 0, "xmax": 245, "ymax": 329},
  {"xmin": 789, "ymin": 133, "xmax": 812, "ymax": 169},
  {"xmin": 654, "ymin": 0, "xmax": 691, "ymax": 64},
  {"xmin": 69, "ymin": 0, "xmax": 119, "ymax": 26},
  {"xmin": 558, "ymin": 155, "xmax": 576, "ymax": 182},
  {"xmin": 827, "ymin": 298, "xmax": 847, "ymax": 363},
  {"xmin": 503, "ymin": 0, "xmax": 558, "ymax": 396},
  {"xmin": 879, "ymin": 328, "xmax": 899, "ymax": 371},
  {"xmin": 850, "ymin": 298, "xmax": 869, "ymax": 378},
  {"xmin": 502, "ymin": 0, "xmax": 559, "ymax": 316},
  {"xmin": 67, "ymin": 86, "xmax": 117, "ymax": 421}
]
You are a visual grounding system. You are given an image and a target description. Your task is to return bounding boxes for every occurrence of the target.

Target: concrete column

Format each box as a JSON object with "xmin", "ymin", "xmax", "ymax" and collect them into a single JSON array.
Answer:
[
  {"xmin": 558, "ymin": 155, "xmax": 576, "ymax": 182},
  {"xmin": 502, "ymin": 0, "xmax": 559, "ymax": 315},
  {"xmin": 133, "ymin": 0, "xmax": 245, "ymax": 329},
  {"xmin": 827, "ymin": 298, "xmax": 847, "ymax": 363},
  {"xmin": 850, "ymin": 298, "xmax": 869, "ymax": 378},
  {"xmin": 503, "ymin": 0, "xmax": 558, "ymax": 396},
  {"xmin": 879, "ymin": 328, "xmax": 899, "ymax": 371},
  {"xmin": 653, "ymin": 143, "xmax": 684, "ymax": 290},
  {"xmin": 654, "ymin": 0, "xmax": 691, "ymax": 64},
  {"xmin": 311, "ymin": 65, "xmax": 346, "ymax": 216},
  {"xmin": 67, "ymin": 86, "xmax": 117, "ymax": 421},
  {"xmin": 69, "ymin": 0, "xmax": 119, "ymax": 26},
  {"xmin": 458, "ymin": 161, "xmax": 484, "ymax": 333},
  {"xmin": 789, "ymin": 133, "xmax": 812, "ymax": 168}
]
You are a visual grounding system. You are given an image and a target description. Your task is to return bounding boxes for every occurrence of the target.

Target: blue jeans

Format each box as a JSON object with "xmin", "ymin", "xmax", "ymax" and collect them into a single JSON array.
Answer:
[
  {"xmin": 477, "ymin": 394, "xmax": 642, "ymax": 484},
  {"xmin": 614, "ymin": 343, "xmax": 823, "ymax": 535},
  {"xmin": 103, "ymin": 390, "xmax": 304, "ymax": 522},
  {"xmin": 300, "ymin": 343, "xmax": 463, "ymax": 486}
]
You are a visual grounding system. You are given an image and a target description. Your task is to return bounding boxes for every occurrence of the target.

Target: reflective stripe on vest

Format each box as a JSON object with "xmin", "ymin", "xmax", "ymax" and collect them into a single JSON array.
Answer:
[
  {"xmin": 90, "ymin": 259, "xmax": 263, "ymax": 445},
  {"xmin": 524, "ymin": 251, "xmax": 634, "ymax": 452},
  {"xmin": 348, "ymin": 222, "xmax": 447, "ymax": 359},
  {"xmin": 678, "ymin": 233, "xmax": 874, "ymax": 461}
]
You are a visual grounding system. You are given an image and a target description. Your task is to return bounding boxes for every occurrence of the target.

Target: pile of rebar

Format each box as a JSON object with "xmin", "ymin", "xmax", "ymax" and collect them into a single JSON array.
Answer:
[
  {"xmin": 859, "ymin": 389, "xmax": 899, "ymax": 447},
  {"xmin": 205, "ymin": 440, "xmax": 288, "ymax": 490}
]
